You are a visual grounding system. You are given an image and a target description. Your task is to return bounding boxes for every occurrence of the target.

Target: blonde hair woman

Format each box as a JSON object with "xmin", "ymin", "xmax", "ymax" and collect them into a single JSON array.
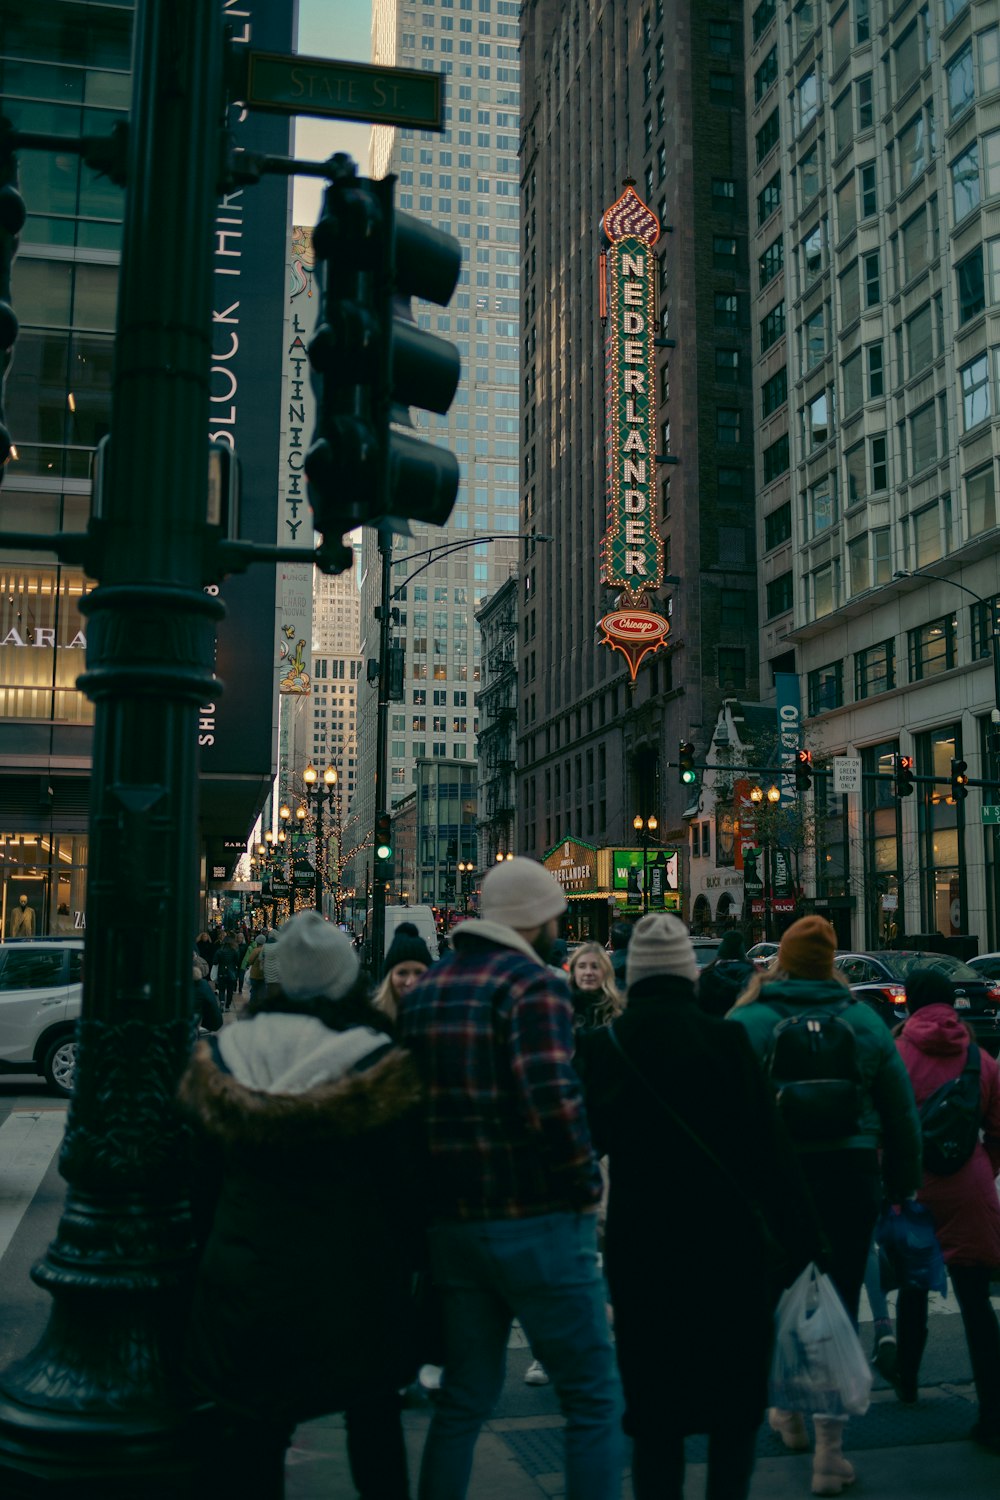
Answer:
[
  {"xmin": 373, "ymin": 921, "xmax": 433, "ymax": 1025},
  {"xmin": 568, "ymin": 942, "xmax": 624, "ymax": 1030}
]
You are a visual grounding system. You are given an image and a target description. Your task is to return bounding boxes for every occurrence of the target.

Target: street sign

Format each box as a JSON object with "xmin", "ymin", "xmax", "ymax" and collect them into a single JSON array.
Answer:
[
  {"xmin": 982, "ymin": 805, "xmax": 1000, "ymax": 824},
  {"xmin": 832, "ymin": 757, "xmax": 862, "ymax": 794},
  {"xmin": 240, "ymin": 52, "xmax": 445, "ymax": 130}
]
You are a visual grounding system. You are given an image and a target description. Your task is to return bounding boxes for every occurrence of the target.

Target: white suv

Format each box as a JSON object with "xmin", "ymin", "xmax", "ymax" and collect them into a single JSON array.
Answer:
[{"xmin": 0, "ymin": 939, "xmax": 82, "ymax": 1098}]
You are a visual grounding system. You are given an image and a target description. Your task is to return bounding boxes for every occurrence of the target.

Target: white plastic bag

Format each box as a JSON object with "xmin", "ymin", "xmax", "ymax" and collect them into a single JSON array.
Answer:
[{"xmin": 769, "ymin": 1262, "xmax": 872, "ymax": 1416}]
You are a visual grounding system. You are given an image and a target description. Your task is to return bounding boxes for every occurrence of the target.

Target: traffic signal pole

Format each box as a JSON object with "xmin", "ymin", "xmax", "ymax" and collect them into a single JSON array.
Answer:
[
  {"xmin": 371, "ymin": 527, "xmax": 393, "ymax": 977},
  {"xmin": 0, "ymin": 1, "xmax": 223, "ymax": 1489}
]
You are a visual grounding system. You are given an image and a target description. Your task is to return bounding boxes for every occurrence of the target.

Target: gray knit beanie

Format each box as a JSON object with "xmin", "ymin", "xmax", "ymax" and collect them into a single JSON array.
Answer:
[
  {"xmin": 626, "ymin": 913, "xmax": 699, "ymax": 987},
  {"xmin": 480, "ymin": 857, "xmax": 567, "ymax": 929},
  {"xmin": 261, "ymin": 909, "xmax": 359, "ymax": 1001}
]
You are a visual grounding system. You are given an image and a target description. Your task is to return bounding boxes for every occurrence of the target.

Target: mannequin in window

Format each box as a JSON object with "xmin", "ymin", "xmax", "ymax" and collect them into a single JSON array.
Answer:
[{"xmin": 10, "ymin": 895, "xmax": 36, "ymax": 938}]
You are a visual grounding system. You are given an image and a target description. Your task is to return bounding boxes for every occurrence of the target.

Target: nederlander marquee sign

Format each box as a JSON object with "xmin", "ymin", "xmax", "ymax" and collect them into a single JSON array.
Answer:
[{"xmin": 597, "ymin": 182, "xmax": 670, "ymax": 682}]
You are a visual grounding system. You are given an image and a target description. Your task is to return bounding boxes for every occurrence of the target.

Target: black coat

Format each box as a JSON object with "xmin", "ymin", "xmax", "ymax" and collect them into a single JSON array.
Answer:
[
  {"xmin": 697, "ymin": 957, "xmax": 755, "ymax": 1018},
  {"xmin": 178, "ymin": 1026, "xmax": 425, "ymax": 1425},
  {"xmin": 579, "ymin": 977, "xmax": 818, "ymax": 1438}
]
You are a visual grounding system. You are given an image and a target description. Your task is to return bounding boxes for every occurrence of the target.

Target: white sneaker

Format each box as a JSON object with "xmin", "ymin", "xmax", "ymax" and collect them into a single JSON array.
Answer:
[{"xmin": 524, "ymin": 1359, "xmax": 550, "ymax": 1386}]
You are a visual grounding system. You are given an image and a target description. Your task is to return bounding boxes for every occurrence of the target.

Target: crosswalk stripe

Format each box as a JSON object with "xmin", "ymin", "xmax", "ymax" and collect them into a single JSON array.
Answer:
[{"xmin": 0, "ymin": 1111, "xmax": 66, "ymax": 1262}]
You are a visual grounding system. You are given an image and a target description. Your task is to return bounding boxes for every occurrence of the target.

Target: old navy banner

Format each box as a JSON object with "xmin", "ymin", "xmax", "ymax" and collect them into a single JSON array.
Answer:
[{"xmin": 774, "ymin": 672, "xmax": 801, "ymax": 806}]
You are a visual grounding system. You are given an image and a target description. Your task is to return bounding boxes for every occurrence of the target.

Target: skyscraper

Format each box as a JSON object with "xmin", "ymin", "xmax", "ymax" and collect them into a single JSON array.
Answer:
[
  {"xmin": 517, "ymin": 1, "xmax": 758, "ymax": 866},
  {"xmin": 354, "ymin": 0, "xmax": 522, "ymax": 903},
  {"xmin": 747, "ymin": 0, "xmax": 1000, "ymax": 949}
]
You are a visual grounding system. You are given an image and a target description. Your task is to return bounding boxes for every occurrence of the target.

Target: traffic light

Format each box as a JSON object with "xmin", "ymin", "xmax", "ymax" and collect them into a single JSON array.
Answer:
[
  {"xmin": 794, "ymin": 748, "xmax": 813, "ymax": 792},
  {"xmin": 893, "ymin": 754, "xmax": 915, "ymax": 798},
  {"xmin": 678, "ymin": 741, "xmax": 696, "ymax": 784},
  {"xmin": 951, "ymin": 758, "xmax": 969, "ymax": 801},
  {"xmin": 374, "ymin": 811, "xmax": 393, "ymax": 863},
  {"xmin": 304, "ymin": 156, "xmax": 462, "ymax": 545}
]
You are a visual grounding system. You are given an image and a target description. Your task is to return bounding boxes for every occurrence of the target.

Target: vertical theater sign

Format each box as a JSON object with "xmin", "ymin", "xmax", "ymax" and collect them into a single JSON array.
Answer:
[{"xmin": 597, "ymin": 183, "xmax": 670, "ymax": 682}]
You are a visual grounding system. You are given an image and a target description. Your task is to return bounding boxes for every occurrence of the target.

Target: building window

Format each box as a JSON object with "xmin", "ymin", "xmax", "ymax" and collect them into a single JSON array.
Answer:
[
  {"xmin": 811, "ymin": 560, "xmax": 840, "ymax": 618},
  {"xmin": 808, "ymin": 660, "xmax": 844, "ymax": 715},
  {"xmin": 716, "ymin": 349, "xmax": 740, "ymax": 382},
  {"xmin": 871, "ymin": 434, "xmax": 888, "ymax": 491},
  {"xmin": 857, "ymin": 73, "xmax": 873, "ymax": 129},
  {"xmin": 755, "ymin": 46, "xmax": 778, "ymax": 103},
  {"xmin": 839, "ymin": 260, "xmax": 861, "ymax": 324},
  {"xmin": 855, "ymin": 641, "xmax": 895, "ymax": 699},
  {"xmin": 717, "ymin": 407, "xmax": 741, "ymax": 444},
  {"xmin": 766, "ymin": 572, "xmax": 793, "ymax": 618},
  {"xmin": 708, "ymin": 20, "xmax": 737, "ymax": 55},
  {"xmin": 805, "ymin": 472, "xmax": 837, "ymax": 537},
  {"xmin": 860, "ymin": 163, "xmax": 878, "ymax": 218},
  {"xmin": 752, "ymin": 0, "xmax": 776, "ymax": 44},
  {"xmin": 760, "ymin": 300, "xmax": 785, "ymax": 351},
  {"xmin": 909, "ymin": 402, "xmax": 938, "ymax": 472},
  {"xmin": 970, "ymin": 593, "xmax": 1000, "ymax": 659},
  {"xmin": 906, "ymin": 303, "xmax": 933, "ymax": 378},
  {"xmin": 799, "ymin": 144, "xmax": 821, "ymax": 210},
  {"xmin": 765, "ymin": 502, "xmax": 792, "ymax": 550},
  {"xmin": 836, "ymin": 174, "xmax": 857, "ymax": 240},
  {"xmin": 756, "ymin": 109, "xmax": 780, "ymax": 164},
  {"xmin": 864, "ymin": 250, "xmax": 881, "ymax": 307},
  {"xmin": 800, "ymin": 219, "xmax": 825, "ymax": 291},
  {"xmin": 714, "ymin": 235, "xmax": 738, "ymax": 264},
  {"xmin": 712, "ymin": 177, "xmax": 736, "ymax": 205},
  {"xmin": 947, "ymin": 41, "xmax": 975, "ymax": 120},
  {"xmin": 956, "ymin": 247, "xmax": 985, "ymax": 324},
  {"xmin": 804, "ymin": 304, "xmax": 829, "ymax": 368},
  {"xmin": 912, "ymin": 500, "xmax": 943, "ymax": 567},
  {"xmin": 908, "ymin": 615, "xmax": 957, "ymax": 681},
  {"xmin": 867, "ymin": 341, "xmax": 884, "ymax": 398},
  {"xmin": 845, "ymin": 441, "xmax": 867, "ymax": 505},
  {"xmin": 710, "ymin": 73, "xmax": 735, "ymax": 106},
  {"xmin": 763, "ymin": 432, "xmax": 790, "ymax": 483},
  {"xmin": 718, "ymin": 647, "xmax": 747, "ymax": 689},
  {"xmin": 796, "ymin": 69, "xmax": 819, "ymax": 132},
  {"xmin": 714, "ymin": 292, "xmax": 738, "ymax": 327},
  {"xmin": 762, "ymin": 366, "xmax": 788, "ymax": 416},
  {"xmin": 960, "ymin": 353, "xmax": 991, "ymax": 430},
  {"xmin": 759, "ymin": 236, "xmax": 783, "ymax": 288},
  {"xmin": 966, "ymin": 463, "xmax": 997, "ymax": 532},
  {"xmin": 757, "ymin": 173, "xmax": 781, "ymax": 226},
  {"xmin": 720, "ymin": 590, "xmax": 747, "ymax": 634},
  {"xmin": 805, "ymin": 389, "xmax": 831, "ymax": 449},
  {"xmin": 842, "ymin": 350, "xmax": 863, "ymax": 417},
  {"xmin": 951, "ymin": 141, "xmax": 981, "ymax": 220}
]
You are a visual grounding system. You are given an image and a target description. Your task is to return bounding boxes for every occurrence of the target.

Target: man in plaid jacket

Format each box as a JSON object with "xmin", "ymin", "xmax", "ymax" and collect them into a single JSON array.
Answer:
[{"xmin": 399, "ymin": 857, "xmax": 622, "ymax": 1500}]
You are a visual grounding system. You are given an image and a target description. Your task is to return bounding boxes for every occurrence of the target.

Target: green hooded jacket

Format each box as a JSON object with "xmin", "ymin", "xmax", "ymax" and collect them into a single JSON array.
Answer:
[{"xmin": 729, "ymin": 976, "xmax": 922, "ymax": 1202}]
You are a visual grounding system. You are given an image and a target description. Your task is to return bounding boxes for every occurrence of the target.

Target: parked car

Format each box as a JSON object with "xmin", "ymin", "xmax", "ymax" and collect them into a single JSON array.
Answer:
[
  {"xmin": 747, "ymin": 941, "xmax": 780, "ymax": 970},
  {"xmin": 0, "ymin": 939, "xmax": 82, "ymax": 1097},
  {"xmin": 690, "ymin": 938, "xmax": 722, "ymax": 969},
  {"xmin": 968, "ymin": 952, "xmax": 1000, "ymax": 982},
  {"xmin": 834, "ymin": 949, "xmax": 1000, "ymax": 1054}
]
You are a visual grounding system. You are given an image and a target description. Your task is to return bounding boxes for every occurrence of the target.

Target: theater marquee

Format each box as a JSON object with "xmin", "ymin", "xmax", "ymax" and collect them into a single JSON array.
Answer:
[{"xmin": 597, "ymin": 183, "xmax": 670, "ymax": 682}]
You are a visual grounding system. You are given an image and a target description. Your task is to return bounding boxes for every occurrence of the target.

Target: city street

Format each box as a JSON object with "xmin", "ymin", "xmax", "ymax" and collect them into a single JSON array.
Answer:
[{"xmin": 2, "ymin": 1074, "xmax": 999, "ymax": 1497}]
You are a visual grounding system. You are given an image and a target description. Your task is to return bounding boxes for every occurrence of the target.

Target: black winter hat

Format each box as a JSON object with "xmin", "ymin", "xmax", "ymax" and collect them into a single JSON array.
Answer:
[
  {"xmin": 384, "ymin": 921, "xmax": 433, "ymax": 972},
  {"xmin": 905, "ymin": 968, "xmax": 956, "ymax": 1012}
]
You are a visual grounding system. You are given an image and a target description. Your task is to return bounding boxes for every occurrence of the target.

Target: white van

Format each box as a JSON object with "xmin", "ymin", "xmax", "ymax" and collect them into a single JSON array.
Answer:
[{"xmin": 367, "ymin": 905, "xmax": 440, "ymax": 961}]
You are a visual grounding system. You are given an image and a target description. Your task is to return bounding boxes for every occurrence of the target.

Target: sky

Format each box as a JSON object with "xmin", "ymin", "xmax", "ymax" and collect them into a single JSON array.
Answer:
[{"xmin": 293, "ymin": 0, "xmax": 374, "ymax": 224}]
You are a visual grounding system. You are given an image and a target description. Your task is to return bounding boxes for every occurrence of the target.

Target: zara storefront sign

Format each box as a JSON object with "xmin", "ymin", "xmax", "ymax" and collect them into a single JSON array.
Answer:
[
  {"xmin": 0, "ymin": 630, "xmax": 86, "ymax": 648},
  {"xmin": 597, "ymin": 183, "xmax": 669, "ymax": 681}
]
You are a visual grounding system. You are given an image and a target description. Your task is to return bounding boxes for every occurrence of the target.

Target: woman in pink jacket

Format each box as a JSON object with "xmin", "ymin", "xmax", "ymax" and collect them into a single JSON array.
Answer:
[{"xmin": 894, "ymin": 968, "xmax": 1000, "ymax": 1453}]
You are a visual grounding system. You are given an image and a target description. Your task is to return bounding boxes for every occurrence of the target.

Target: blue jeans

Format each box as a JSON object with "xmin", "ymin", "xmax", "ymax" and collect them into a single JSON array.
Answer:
[{"xmin": 419, "ymin": 1211, "xmax": 623, "ymax": 1500}]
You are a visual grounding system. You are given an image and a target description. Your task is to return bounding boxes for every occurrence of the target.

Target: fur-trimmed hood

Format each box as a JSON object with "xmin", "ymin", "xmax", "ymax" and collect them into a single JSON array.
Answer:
[{"xmin": 178, "ymin": 1021, "xmax": 423, "ymax": 1148}]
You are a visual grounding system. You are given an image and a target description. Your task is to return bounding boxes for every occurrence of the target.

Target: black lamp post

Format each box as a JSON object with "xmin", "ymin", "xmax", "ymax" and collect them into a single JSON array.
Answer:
[
  {"xmin": 458, "ymin": 859, "xmax": 474, "ymax": 916},
  {"xmin": 632, "ymin": 813, "xmax": 658, "ymax": 913},
  {"xmin": 303, "ymin": 761, "xmax": 340, "ymax": 919}
]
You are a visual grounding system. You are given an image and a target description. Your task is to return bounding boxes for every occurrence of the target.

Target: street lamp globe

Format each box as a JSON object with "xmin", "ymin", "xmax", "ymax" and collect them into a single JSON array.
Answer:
[
  {"xmin": 303, "ymin": 762, "xmax": 317, "ymax": 787},
  {"xmin": 277, "ymin": 828, "xmax": 286, "ymax": 844},
  {"xmin": 647, "ymin": 814, "xmax": 658, "ymax": 833},
  {"xmin": 279, "ymin": 802, "xmax": 291, "ymax": 823},
  {"xmin": 505, "ymin": 851, "xmax": 514, "ymax": 860},
  {"xmin": 324, "ymin": 764, "xmax": 337, "ymax": 787},
  {"xmin": 264, "ymin": 829, "xmax": 274, "ymax": 846},
  {"xmin": 633, "ymin": 814, "xmax": 643, "ymax": 832},
  {"xmin": 749, "ymin": 785, "xmax": 764, "ymax": 804},
  {"xmin": 767, "ymin": 784, "xmax": 781, "ymax": 804},
  {"xmin": 296, "ymin": 803, "xmax": 307, "ymax": 823},
  {"xmin": 256, "ymin": 843, "xmax": 266, "ymax": 858}
]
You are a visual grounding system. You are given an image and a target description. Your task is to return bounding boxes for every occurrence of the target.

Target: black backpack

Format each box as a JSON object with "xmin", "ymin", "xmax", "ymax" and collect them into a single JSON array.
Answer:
[
  {"xmin": 766, "ymin": 1000, "xmax": 863, "ymax": 1143},
  {"xmin": 919, "ymin": 1044, "xmax": 981, "ymax": 1176}
]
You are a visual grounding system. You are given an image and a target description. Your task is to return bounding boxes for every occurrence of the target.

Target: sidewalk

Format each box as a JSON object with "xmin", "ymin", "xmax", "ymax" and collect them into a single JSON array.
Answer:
[{"xmin": 286, "ymin": 1338, "xmax": 1000, "ymax": 1498}]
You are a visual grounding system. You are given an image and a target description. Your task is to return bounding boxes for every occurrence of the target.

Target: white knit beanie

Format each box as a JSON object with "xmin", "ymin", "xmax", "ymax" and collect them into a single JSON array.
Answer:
[
  {"xmin": 261, "ymin": 909, "xmax": 359, "ymax": 1001},
  {"xmin": 480, "ymin": 856, "xmax": 567, "ymax": 929},
  {"xmin": 626, "ymin": 913, "xmax": 699, "ymax": 987}
]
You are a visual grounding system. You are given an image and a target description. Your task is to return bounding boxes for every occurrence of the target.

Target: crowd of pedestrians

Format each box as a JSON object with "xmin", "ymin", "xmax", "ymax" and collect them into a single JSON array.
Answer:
[{"xmin": 179, "ymin": 871, "xmax": 1000, "ymax": 1499}]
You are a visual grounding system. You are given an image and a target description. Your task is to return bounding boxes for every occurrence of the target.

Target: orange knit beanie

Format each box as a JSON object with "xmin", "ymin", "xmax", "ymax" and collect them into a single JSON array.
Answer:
[{"xmin": 776, "ymin": 915, "xmax": 836, "ymax": 980}]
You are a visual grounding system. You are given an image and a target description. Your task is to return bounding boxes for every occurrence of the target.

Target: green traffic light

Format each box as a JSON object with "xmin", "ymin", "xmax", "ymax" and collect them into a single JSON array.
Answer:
[
  {"xmin": 376, "ymin": 842, "xmax": 392, "ymax": 861},
  {"xmin": 681, "ymin": 769, "xmax": 697, "ymax": 784}
]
